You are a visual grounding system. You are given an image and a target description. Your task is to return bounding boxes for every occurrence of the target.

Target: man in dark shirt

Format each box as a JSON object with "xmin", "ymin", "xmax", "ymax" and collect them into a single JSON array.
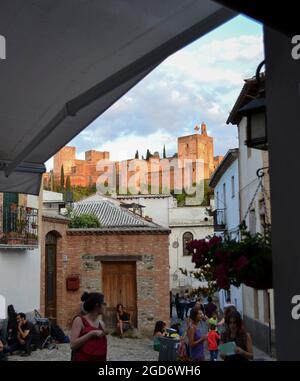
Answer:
[
  {"xmin": 204, "ymin": 297, "xmax": 218, "ymax": 319},
  {"xmin": 16, "ymin": 313, "xmax": 34, "ymax": 356}
]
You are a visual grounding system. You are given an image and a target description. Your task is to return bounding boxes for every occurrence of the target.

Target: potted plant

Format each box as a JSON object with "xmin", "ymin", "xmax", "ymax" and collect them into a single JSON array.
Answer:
[
  {"xmin": 0, "ymin": 234, "xmax": 8, "ymax": 244},
  {"xmin": 187, "ymin": 227, "xmax": 272, "ymax": 291},
  {"xmin": 7, "ymin": 231, "xmax": 24, "ymax": 245},
  {"xmin": 31, "ymin": 222, "xmax": 38, "ymax": 230},
  {"xmin": 25, "ymin": 233, "xmax": 38, "ymax": 246}
]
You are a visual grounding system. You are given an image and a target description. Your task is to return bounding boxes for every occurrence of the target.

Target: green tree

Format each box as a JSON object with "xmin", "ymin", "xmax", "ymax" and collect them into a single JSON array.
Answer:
[
  {"xmin": 60, "ymin": 165, "xmax": 65, "ymax": 191},
  {"xmin": 146, "ymin": 149, "xmax": 152, "ymax": 160},
  {"xmin": 135, "ymin": 150, "xmax": 139, "ymax": 159},
  {"xmin": 69, "ymin": 213, "xmax": 101, "ymax": 228},
  {"xmin": 50, "ymin": 170, "xmax": 55, "ymax": 191},
  {"xmin": 66, "ymin": 176, "xmax": 71, "ymax": 192},
  {"xmin": 163, "ymin": 144, "xmax": 166, "ymax": 159}
]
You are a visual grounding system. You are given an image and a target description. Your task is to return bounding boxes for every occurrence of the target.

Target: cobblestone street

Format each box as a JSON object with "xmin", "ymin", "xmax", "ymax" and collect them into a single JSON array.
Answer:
[
  {"xmin": 8, "ymin": 333, "xmax": 272, "ymax": 361},
  {"xmin": 8, "ymin": 335, "xmax": 159, "ymax": 361}
]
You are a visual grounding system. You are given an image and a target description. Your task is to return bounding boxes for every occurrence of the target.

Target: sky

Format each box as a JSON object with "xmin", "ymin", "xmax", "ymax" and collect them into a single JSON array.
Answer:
[{"xmin": 46, "ymin": 15, "xmax": 263, "ymax": 170}]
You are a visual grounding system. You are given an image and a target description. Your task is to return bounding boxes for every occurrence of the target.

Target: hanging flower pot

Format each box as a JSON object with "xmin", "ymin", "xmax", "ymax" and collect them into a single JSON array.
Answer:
[{"xmin": 188, "ymin": 228, "xmax": 272, "ymax": 292}]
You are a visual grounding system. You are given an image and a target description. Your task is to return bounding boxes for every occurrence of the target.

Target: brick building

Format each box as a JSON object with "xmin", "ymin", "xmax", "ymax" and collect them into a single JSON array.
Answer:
[
  {"xmin": 49, "ymin": 123, "xmax": 223, "ymax": 191},
  {"xmin": 41, "ymin": 193, "xmax": 170, "ymax": 335},
  {"xmin": 178, "ymin": 122, "xmax": 224, "ymax": 180},
  {"xmin": 53, "ymin": 148, "xmax": 110, "ymax": 187}
]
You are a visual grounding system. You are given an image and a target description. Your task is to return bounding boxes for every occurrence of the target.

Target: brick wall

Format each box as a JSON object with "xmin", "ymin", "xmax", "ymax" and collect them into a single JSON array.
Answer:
[{"xmin": 41, "ymin": 221, "xmax": 170, "ymax": 336}]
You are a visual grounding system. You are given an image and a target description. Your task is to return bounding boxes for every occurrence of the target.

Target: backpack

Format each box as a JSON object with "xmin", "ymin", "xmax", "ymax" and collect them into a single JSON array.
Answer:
[{"xmin": 50, "ymin": 322, "xmax": 67, "ymax": 343}]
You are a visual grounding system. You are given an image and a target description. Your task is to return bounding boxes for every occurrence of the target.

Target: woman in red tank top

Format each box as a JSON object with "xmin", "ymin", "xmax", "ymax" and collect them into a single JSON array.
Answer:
[{"xmin": 70, "ymin": 292, "xmax": 107, "ymax": 361}]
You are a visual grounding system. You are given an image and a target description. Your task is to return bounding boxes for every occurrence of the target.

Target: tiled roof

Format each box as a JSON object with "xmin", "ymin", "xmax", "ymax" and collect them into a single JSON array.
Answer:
[{"xmin": 73, "ymin": 196, "xmax": 158, "ymax": 228}]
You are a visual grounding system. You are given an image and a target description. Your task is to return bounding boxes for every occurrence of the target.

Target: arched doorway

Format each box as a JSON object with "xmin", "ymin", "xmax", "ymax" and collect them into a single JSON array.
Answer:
[{"xmin": 45, "ymin": 232, "xmax": 59, "ymax": 319}]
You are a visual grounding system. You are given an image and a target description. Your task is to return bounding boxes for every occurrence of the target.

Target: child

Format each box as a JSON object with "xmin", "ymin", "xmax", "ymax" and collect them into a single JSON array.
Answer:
[
  {"xmin": 153, "ymin": 321, "xmax": 166, "ymax": 351},
  {"xmin": 207, "ymin": 323, "xmax": 220, "ymax": 361}
]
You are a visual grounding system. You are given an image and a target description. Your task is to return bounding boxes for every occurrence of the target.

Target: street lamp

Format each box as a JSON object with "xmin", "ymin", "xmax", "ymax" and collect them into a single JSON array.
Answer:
[
  {"xmin": 239, "ymin": 60, "xmax": 267, "ymax": 151},
  {"xmin": 239, "ymin": 97, "xmax": 268, "ymax": 151}
]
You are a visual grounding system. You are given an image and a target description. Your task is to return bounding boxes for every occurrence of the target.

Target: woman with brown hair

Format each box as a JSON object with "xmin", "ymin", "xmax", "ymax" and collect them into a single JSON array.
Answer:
[
  {"xmin": 220, "ymin": 310, "xmax": 253, "ymax": 361},
  {"xmin": 116, "ymin": 304, "xmax": 131, "ymax": 338},
  {"xmin": 187, "ymin": 308, "xmax": 208, "ymax": 361},
  {"xmin": 71, "ymin": 293, "xmax": 107, "ymax": 361}
]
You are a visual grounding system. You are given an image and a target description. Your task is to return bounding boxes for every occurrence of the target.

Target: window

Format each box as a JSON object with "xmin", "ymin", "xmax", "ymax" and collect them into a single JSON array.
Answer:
[
  {"xmin": 231, "ymin": 176, "xmax": 235, "ymax": 198},
  {"xmin": 183, "ymin": 232, "xmax": 193, "ymax": 256},
  {"xmin": 223, "ymin": 183, "xmax": 226, "ymax": 208},
  {"xmin": 216, "ymin": 191, "xmax": 219, "ymax": 209},
  {"xmin": 3, "ymin": 192, "xmax": 19, "ymax": 233}
]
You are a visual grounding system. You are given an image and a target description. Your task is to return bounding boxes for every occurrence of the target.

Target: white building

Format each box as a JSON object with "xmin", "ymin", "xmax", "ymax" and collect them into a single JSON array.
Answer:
[
  {"xmin": 117, "ymin": 194, "xmax": 214, "ymax": 292},
  {"xmin": 0, "ymin": 193, "xmax": 41, "ymax": 316},
  {"xmin": 169, "ymin": 204, "xmax": 213, "ymax": 291},
  {"xmin": 43, "ymin": 190, "xmax": 67, "ymax": 217},
  {"xmin": 117, "ymin": 194, "xmax": 171, "ymax": 227},
  {"xmin": 209, "ymin": 149, "xmax": 243, "ymax": 314},
  {"xmin": 227, "ymin": 75, "xmax": 274, "ymax": 355}
]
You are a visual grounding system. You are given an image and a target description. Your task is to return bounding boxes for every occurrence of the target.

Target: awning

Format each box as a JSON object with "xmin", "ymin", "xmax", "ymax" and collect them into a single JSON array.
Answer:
[{"xmin": 0, "ymin": 0, "xmax": 236, "ymax": 195}]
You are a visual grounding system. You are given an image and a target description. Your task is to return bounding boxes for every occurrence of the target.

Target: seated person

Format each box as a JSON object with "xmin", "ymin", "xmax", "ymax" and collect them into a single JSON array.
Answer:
[
  {"xmin": 153, "ymin": 321, "xmax": 166, "ymax": 351},
  {"xmin": 6, "ymin": 304, "xmax": 19, "ymax": 354},
  {"xmin": 16, "ymin": 313, "xmax": 34, "ymax": 356},
  {"xmin": 116, "ymin": 304, "xmax": 131, "ymax": 338}
]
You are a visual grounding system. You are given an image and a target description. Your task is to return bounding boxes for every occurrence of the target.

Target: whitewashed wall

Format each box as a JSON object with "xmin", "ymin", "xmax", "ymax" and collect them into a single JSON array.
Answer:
[
  {"xmin": 169, "ymin": 206, "xmax": 213, "ymax": 291},
  {"xmin": 0, "ymin": 194, "xmax": 41, "ymax": 316},
  {"xmin": 0, "ymin": 248, "xmax": 40, "ymax": 315},
  {"xmin": 213, "ymin": 153, "xmax": 243, "ymax": 314},
  {"xmin": 238, "ymin": 117, "xmax": 274, "ymax": 330},
  {"xmin": 117, "ymin": 195, "xmax": 171, "ymax": 227}
]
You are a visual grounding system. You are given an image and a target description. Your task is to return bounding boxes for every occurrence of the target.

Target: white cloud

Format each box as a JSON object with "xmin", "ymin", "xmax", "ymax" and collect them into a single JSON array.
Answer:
[
  {"xmin": 161, "ymin": 34, "xmax": 263, "ymax": 86},
  {"xmin": 49, "ymin": 27, "xmax": 263, "ymax": 170},
  {"xmin": 97, "ymin": 130, "xmax": 176, "ymax": 161}
]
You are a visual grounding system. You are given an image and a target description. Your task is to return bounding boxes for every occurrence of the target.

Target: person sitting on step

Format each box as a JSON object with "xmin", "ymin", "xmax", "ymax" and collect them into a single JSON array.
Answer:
[{"xmin": 116, "ymin": 304, "xmax": 131, "ymax": 338}]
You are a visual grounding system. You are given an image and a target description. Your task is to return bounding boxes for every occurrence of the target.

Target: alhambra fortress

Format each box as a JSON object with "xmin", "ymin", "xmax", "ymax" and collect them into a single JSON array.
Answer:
[{"xmin": 45, "ymin": 122, "xmax": 223, "ymax": 191}]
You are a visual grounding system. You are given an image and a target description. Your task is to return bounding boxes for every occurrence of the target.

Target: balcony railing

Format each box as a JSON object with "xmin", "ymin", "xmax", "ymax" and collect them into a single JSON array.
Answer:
[
  {"xmin": 213, "ymin": 209, "xmax": 226, "ymax": 231},
  {"xmin": 0, "ymin": 205, "xmax": 38, "ymax": 248}
]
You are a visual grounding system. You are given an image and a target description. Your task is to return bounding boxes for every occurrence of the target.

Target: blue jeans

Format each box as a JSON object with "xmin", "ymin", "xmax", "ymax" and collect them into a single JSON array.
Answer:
[{"xmin": 210, "ymin": 350, "xmax": 219, "ymax": 361}]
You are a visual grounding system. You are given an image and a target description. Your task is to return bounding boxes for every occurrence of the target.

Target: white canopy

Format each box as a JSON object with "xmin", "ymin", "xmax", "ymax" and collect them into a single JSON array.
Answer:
[{"xmin": 0, "ymin": 0, "xmax": 236, "ymax": 194}]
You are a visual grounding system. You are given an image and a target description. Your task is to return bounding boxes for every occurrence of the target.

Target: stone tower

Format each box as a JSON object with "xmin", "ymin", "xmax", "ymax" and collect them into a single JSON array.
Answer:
[
  {"xmin": 53, "ymin": 146, "xmax": 76, "ymax": 178},
  {"xmin": 177, "ymin": 122, "xmax": 215, "ymax": 179}
]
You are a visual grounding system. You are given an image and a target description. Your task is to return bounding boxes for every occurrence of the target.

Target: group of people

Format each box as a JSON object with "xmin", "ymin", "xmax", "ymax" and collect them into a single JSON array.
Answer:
[
  {"xmin": 1, "ymin": 291, "xmax": 253, "ymax": 362},
  {"xmin": 160, "ymin": 295, "xmax": 254, "ymax": 362},
  {"xmin": 171, "ymin": 291, "xmax": 218, "ymax": 321},
  {"xmin": 0, "ymin": 306, "xmax": 35, "ymax": 359}
]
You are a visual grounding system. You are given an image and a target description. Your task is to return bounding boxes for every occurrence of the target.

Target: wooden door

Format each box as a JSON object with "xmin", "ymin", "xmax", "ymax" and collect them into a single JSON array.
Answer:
[
  {"xmin": 102, "ymin": 262, "xmax": 137, "ymax": 328},
  {"xmin": 45, "ymin": 233, "xmax": 57, "ymax": 320}
]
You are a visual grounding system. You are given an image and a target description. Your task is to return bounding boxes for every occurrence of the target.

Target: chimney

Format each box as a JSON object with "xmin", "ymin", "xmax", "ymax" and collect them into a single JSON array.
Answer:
[{"xmin": 201, "ymin": 122, "xmax": 207, "ymax": 136}]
